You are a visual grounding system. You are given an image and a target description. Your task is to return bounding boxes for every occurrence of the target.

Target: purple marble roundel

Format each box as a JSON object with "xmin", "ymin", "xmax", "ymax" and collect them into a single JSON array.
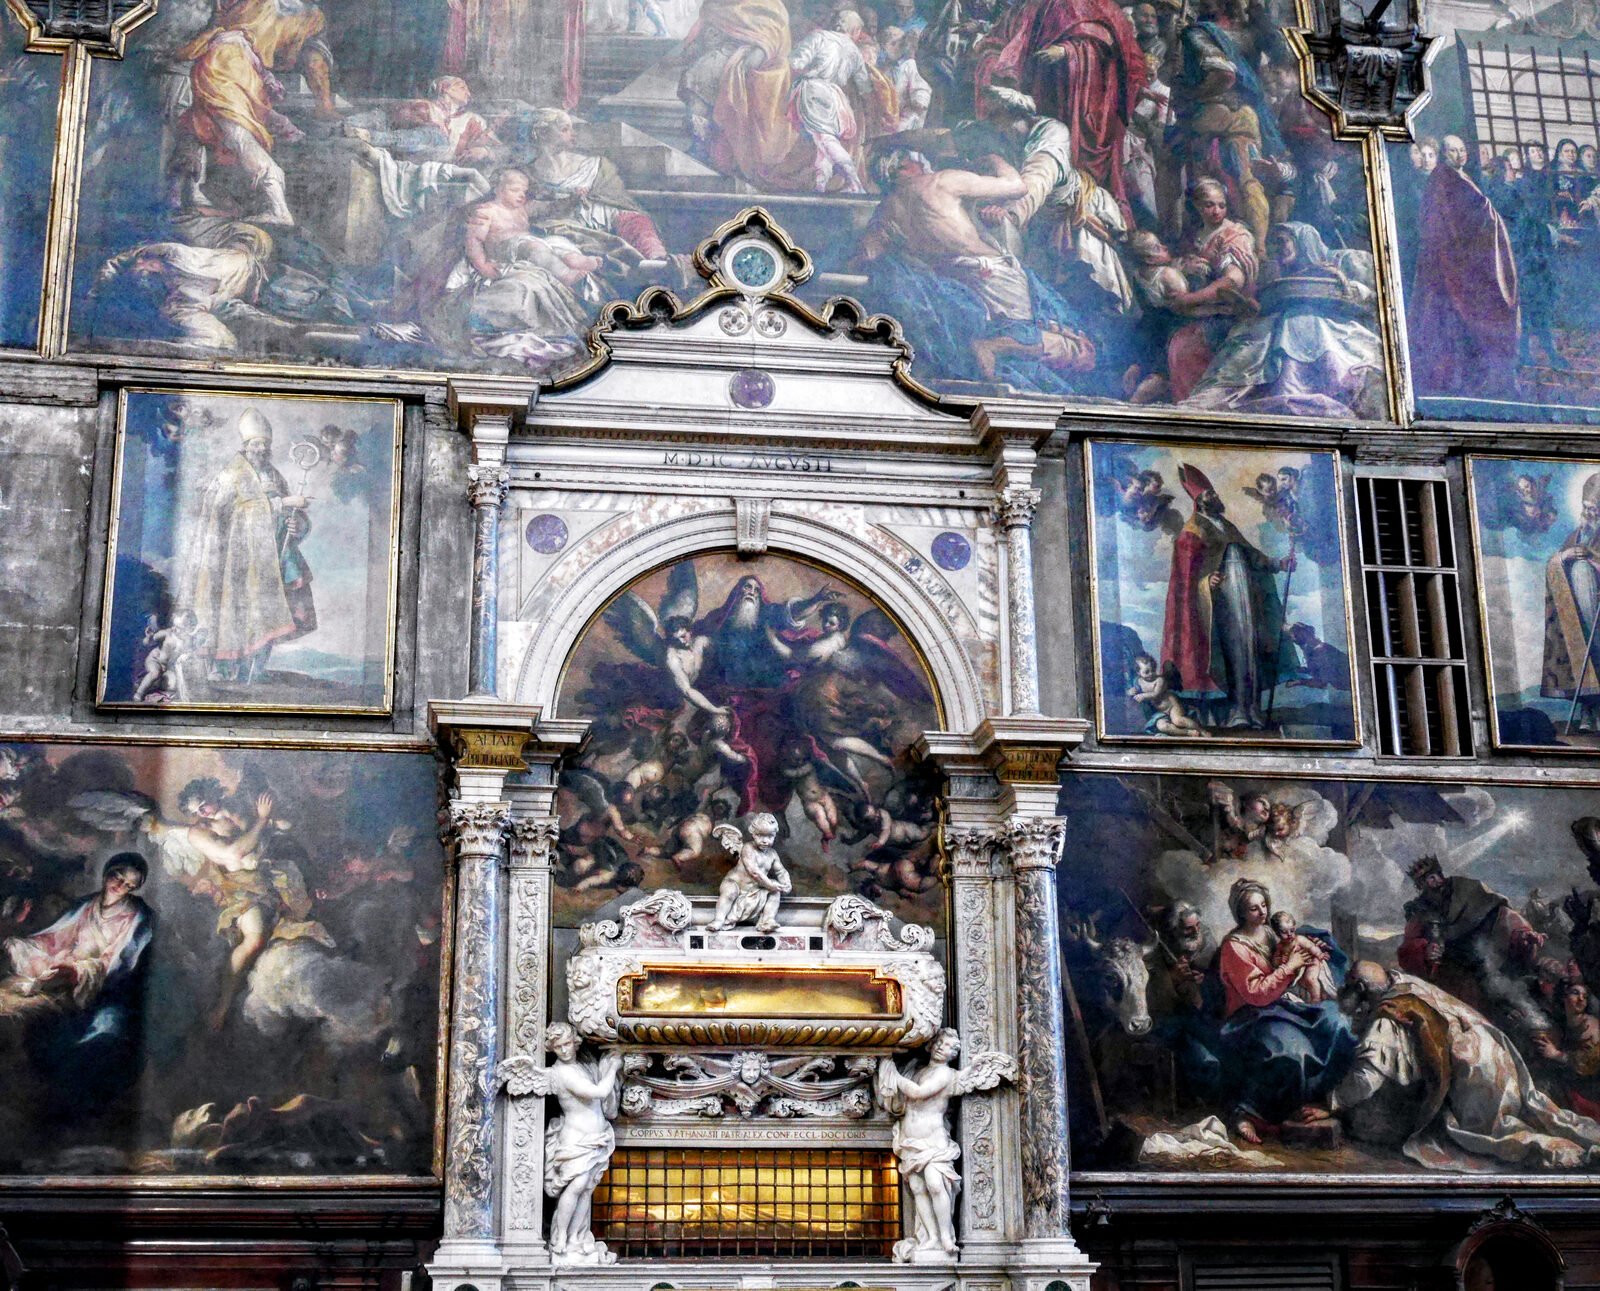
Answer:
[
  {"xmin": 525, "ymin": 513, "xmax": 569, "ymax": 554},
  {"xmin": 931, "ymin": 531, "xmax": 971, "ymax": 571},
  {"xmin": 730, "ymin": 368, "xmax": 776, "ymax": 409}
]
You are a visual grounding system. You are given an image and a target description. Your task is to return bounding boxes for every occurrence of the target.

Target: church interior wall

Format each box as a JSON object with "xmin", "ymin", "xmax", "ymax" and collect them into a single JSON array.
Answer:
[{"xmin": 5, "ymin": 0, "xmax": 1600, "ymax": 1283}]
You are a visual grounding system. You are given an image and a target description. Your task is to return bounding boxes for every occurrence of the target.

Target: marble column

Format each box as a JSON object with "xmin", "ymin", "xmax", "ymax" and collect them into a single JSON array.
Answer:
[
  {"xmin": 502, "ymin": 816, "xmax": 560, "ymax": 1254},
  {"xmin": 1003, "ymin": 814, "xmax": 1076, "ymax": 1246},
  {"xmin": 944, "ymin": 826, "xmax": 1013, "ymax": 1255},
  {"xmin": 994, "ymin": 486, "xmax": 1044, "ymax": 717},
  {"xmin": 467, "ymin": 464, "xmax": 510, "ymax": 697},
  {"xmin": 442, "ymin": 800, "xmax": 511, "ymax": 1244}
]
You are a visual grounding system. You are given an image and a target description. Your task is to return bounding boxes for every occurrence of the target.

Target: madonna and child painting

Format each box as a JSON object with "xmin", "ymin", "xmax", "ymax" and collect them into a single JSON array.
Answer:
[
  {"xmin": 1088, "ymin": 440, "xmax": 1356, "ymax": 745},
  {"xmin": 1062, "ymin": 772, "xmax": 1600, "ymax": 1177},
  {"xmin": 0, "ymin": 742, "xmax": 442, "ymax": 1177},
  {"xmin": 8, "ymin": 0, "xmax": 1386, "ymax": 418},
  {"xmin": 552, "ymin": 552, "xmax": 941, "ymax": 927}
]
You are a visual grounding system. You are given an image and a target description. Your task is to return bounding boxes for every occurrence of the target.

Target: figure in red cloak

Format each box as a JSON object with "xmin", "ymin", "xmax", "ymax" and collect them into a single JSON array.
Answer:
[
  {"xmin": 974, "ymin": 0, "xmax": 1147, "ymax": 218},
  {"xmin": 1160, "ymin": 463, "xmax": 1293, "ymax": 729},
  {"xmin": 1409, "ymin": 136, "xmax": 1520, "ymax": 402}
]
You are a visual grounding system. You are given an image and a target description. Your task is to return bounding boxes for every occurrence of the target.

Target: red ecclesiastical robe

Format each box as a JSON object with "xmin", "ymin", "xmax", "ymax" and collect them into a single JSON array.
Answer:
[
  {"xmin": 1409, "ymin": 164, "xmax": 1520, "ymax": 400},
  {"xmin": 976, "ymin": 0, "xmax": 1146, "ymax": 218}
]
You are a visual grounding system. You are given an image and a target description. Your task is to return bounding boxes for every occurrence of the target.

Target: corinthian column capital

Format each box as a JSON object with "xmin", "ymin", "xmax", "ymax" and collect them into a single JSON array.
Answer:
[
  {"xmin": 993, "ymin": 486, "xmax": 1042, "ymax": 529},
  {"xmin": 467, "ymin": 462, "xmax": 510, "ymax": 511},
  {"xmin": 1003, "ymin": 815, "xmax": 1066, "ymax": 874},
  {"xmin": 447, "ymin": 801, "xmax": 511, "ymax": 859},
  {"xmin": 507, "ymin": 817, "xmax": 560, "ymax": 870}
]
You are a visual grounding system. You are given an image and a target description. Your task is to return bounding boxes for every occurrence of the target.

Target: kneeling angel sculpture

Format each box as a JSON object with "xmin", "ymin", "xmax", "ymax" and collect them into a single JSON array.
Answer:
[
  {"xmin": 877, "ymin": 1028, "xmax": 1017, "ymax": 1262},
  {"xmin": 498, "ymin": 1021, "xmax": 628, "ymax": 1265}
]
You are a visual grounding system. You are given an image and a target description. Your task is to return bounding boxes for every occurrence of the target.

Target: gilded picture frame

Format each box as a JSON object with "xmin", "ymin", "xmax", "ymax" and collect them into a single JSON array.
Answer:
[
  {"xmin": 1467, "ymin": 453, "xmax": 1600, "ymax": 754},
  {"xmin": 96, "ymin": 386, "xmax": 404, "ymax": 716},
  {"xmin": 1084, "ymin": 438, "xmax": 1360, "ymax": 748}
]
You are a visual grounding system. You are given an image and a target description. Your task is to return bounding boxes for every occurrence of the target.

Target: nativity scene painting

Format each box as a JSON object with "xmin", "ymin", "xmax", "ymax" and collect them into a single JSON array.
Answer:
[
  {"xmin": 1392, "ymin": 8, "xmax": 1600, "ymax": 422},
  {"xmin": 1087, "ymin": 440, "xmax": 1356, "ymax": 744},
  {"xmin": 61, "ymin": 0, "xmax": 1387, "ymax": 417},
  {"xmin": 0, "ymin": 741, "xmax": 443, "ymax": 1177},
  {"xmin": 98, "ymin": 388, "xmax": 401, "ymax": 715},
  {"xmin": 1059, "ymin": 771, "xmax": 1600, "ymax": 1176},
  {"xmin": 1467, "ymin": 454, "xmax": 1600, "ymax": 751},
  {"xmin": 552, "ymin": 552, "xmax": 941, "ymax": 928}
]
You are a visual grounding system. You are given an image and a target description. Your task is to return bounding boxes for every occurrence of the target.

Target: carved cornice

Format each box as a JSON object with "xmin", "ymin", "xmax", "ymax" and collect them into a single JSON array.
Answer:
[
  {"xmin": 507, "ymin": 817, "xmax": 560, "ymax": 870},
  {"xmin": 466, "ymin": 463, "xmax": 510, "ymax": 511},
  {"xmin": 1003, "ymin": 817, "xmax": 1066, "ymax": 874},
  {"xmin": 446, "ymin": 802, "xmax": 511, "ymax": 858},
  {"xmin": 992, "ymin": 486, "xmax": 1042, "ymax": 530}
]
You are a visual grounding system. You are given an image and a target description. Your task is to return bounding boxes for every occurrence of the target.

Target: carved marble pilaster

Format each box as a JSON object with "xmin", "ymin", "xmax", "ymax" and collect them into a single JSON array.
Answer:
[
  {"xmin": 1002, "ymin": 815, "xmax": 1077, "ymax": 1247},
  {"xmin": 467, "ymin": 462, "xmax": 511, "ymax": 697},
  {"xmin": 943, "ymin": 827, "xmax": 1009, "ymax": 1249},
  {"xmin": 503, "ymin": 816, "xmax": 559, "ymax": 1250},
  {"xmin": 993, "ymin": 486, "xmax": 1044, "ymax": 716},
  {"xmin": 442, "ymin": 800, "xmax": 511, "ymax": 1243}
]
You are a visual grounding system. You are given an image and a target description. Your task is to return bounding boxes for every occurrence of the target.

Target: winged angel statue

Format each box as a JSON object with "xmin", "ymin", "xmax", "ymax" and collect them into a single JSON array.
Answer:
[
  {"xmin": 876, "ymin": 1028, "xmax": 1017, "ymax": 1262},
  {"xmin": 497, "ymin": 1021, "xmax": 642, "ymax": 1265}
]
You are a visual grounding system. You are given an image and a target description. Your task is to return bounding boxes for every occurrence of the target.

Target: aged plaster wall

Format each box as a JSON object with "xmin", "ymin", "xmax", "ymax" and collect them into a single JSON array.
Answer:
[{"xmin": 0, "ymin": 401, "xmax": 99, "ymax": 718}]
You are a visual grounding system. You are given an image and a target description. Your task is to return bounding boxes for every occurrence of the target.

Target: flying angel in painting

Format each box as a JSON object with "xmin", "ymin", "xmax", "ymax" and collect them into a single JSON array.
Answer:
[
  {"xmin": 599, "ymin": 562, "xmax": 722, "ymax": 714},
  {"xmin": 68, "ymin": 778, "xmax": 332, "ymax": 1029},
  {"xmin": 1500, "ymin": 472, "xmax": 1558, "ymax": 536}
]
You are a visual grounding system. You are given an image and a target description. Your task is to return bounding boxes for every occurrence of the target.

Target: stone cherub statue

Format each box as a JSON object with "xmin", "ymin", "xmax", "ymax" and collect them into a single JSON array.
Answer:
[
  {"xmin": 707, "ymin": 812, "xmax": 791, "ymax": 932},
  {"xmin": 498, "ymin": 1021, "xmax": 637, "ymax": 1265},
  {"xmin": 876, "ymin": 1027, "xmax": 1018, "ymax": 1263}
]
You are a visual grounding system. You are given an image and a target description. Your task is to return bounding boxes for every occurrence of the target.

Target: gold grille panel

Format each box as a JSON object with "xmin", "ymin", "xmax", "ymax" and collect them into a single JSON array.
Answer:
[{"xmin": 593, "ymin": 1148, "xmax": 899, "ymax": 1259}]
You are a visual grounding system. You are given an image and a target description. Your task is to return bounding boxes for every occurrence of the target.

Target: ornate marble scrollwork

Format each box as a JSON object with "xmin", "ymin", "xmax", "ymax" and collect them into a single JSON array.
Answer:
[
  {"xmin": 578, "ymin": 888, "xmax": 693, "ymax": 949},
  {"xmin": 823, "ymin": 893, "xmax": 936, "ymax": 952},
  {"xmin": 620, "ymin": 1051, "xmax": 877, "ymax": 1120}
]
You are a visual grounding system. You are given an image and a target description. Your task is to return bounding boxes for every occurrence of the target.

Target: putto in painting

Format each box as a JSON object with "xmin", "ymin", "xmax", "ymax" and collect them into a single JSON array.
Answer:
[
  {"xmin": 61, "ymin": 0, "xmax": 1385, "ymax": 417},
  {"xmin": 98, "ymin": 389, "xmax": 401, "ymax": 715},
  {"xmin": 1468, "ymin": 455, "xmax": 1600, "ymax": 751},
  {"xmin": 1087, "ymin": 440, "xmax": 1356, "ymax": 744},
  {"xmin": 0, "ymin": 741, "xmax": 442, "ymax": 1177},
  {"xmin": 1060, "ymin": 772, "xmax": 1600, "ymax": 1176},
  {"xmin": 553, "ymin": 553, "xmax": 940, "ymax": 926}
]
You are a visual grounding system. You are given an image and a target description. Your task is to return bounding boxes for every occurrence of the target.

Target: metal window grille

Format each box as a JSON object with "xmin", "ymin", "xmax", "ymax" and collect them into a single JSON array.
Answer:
[
  {"xmin": 592, "ymin": 1147, "xmax": 899, "ymax": 1260},
  {"xmin": 1355, "ymin": 477, "xmax": 1473, "ymax": 757},
  {"xmin": 1185, "ymin": 1252, "xmax": 1341, "ymax": 1290},
  {"xmin": 1460, "ymin": 33, "xmax": 1600, "ymax": 153}
]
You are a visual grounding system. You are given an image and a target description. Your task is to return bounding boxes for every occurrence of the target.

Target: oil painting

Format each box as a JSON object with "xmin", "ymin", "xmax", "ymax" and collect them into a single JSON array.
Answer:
[
  {"xmin": 0, "ymin": 739, "xmax": 442, "ymax": 1178},
  {"xmin": 1393, "ymin": 10, "xmax": 1600, "ymax": 422},
  {"xmin": 0, "ymin": 15, "xmax": 54, "ymax": 350},
  {"xmin": 99, "ymin": 388, "xmax": 401, "ymax": 715},
  {"xmin": 62, "ymin": 0, "xmax": 1386, "ymax": 417},
  {"xmin": 1087, "ymin": 440, "xmax": 1356, "ymax": 744},
  {"xmin": 1060, "ymin": 770, "xmax": 1600, "ymax": 1176},
  {"xmin": 1468, "ymin": 454, "xmax": 1600, "ymax": 751},
  {"xmin": 552, "ymin": 552, "xmax": 940, "ymax": 927}
]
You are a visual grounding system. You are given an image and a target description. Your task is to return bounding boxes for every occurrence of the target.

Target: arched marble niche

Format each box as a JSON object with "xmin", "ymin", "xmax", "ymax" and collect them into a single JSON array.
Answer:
[{"xmin": 550, "ymin": 551, "xmax": 944, "ymax": 930}]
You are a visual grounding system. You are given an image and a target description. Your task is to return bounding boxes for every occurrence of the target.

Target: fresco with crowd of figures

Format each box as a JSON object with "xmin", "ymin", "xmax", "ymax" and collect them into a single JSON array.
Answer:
[
  {"xmin": 552, "ymin": 552, "xmax": 940, "ymax": 928},
  {"xmin": 0, "ymin": 17, "xmax": 54, "ymax": 350},
  {"xmin": 1088, "ymin": 440, "xmax": 1356, "ymax": 744},
  {"xmin": 1392, "ymin": 3, "xmax": 1600, "ymax": 422},
  {"xmin": 1060, "ymin": 771, "xmax": 1600, "ymax": 1176},
  {"xmin": 43, "ymin": 0, "xmax": 1385, "ymax": 416},
  {"xmin": 0, "ymin": 741, "xmax": 442, "ymax": 1177}
]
